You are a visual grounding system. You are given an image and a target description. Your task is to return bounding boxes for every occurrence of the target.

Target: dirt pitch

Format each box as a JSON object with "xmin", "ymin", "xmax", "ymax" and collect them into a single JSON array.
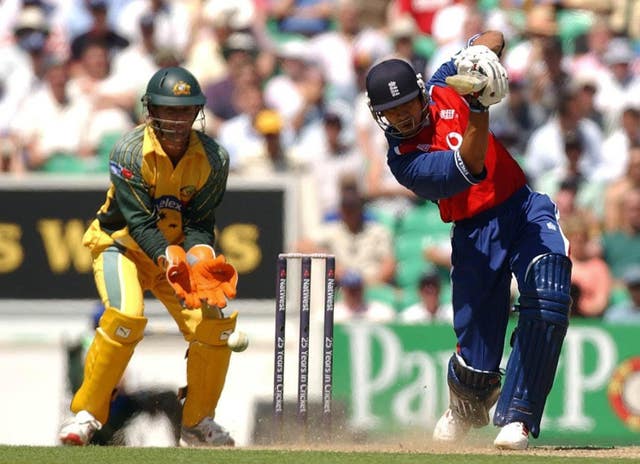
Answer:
[
  {"xmin": 254, "ymin": 443, "xmax": 640, "ymax": 459},
  {"xmin": 253, "ymin": 429, "xmax": 640, "ymax": 460}
]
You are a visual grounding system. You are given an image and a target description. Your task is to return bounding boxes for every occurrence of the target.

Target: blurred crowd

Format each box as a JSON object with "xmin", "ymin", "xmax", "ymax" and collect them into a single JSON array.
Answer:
[{"xmin": 2, "ymin": 0, "xmax": 640, "ymax": 323}]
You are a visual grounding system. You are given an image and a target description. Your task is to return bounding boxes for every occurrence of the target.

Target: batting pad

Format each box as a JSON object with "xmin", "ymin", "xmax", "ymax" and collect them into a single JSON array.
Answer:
[
  {"xmin": 72, "ymin": 307, "xmax": 147, "ymax": 424},
  {"xmin": 182, "ymin": 312, "xmax": 237, "ymax": 427},
  {"xmin": 494, "ymin": 253, "xmax": 571, "ymax": 437}
]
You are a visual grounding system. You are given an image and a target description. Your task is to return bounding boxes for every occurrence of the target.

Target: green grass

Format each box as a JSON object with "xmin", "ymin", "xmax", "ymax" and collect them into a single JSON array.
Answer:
[{"xmin": 0, "ymin": 447, "xmax": 637, "ymax": 464}]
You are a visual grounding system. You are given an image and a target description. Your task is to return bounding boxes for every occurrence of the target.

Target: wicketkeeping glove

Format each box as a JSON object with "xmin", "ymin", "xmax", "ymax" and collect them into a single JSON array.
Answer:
[
  {"xmin": 159, "ymin": 245, "xmax": 200, "ymax": 309},
  {"xmin": 187, "ymin": 245, "xmax": 238, "ymax": 309}
]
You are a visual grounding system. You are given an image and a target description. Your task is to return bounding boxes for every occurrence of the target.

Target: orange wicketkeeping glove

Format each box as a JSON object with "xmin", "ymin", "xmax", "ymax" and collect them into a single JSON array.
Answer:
[
  {"xmin": 187, "ymin": 245, "xmax": 238, "ymax": 308},
  {"xmin": 159, "ymin": 245, "xmax": 200, "ymax": 309}
]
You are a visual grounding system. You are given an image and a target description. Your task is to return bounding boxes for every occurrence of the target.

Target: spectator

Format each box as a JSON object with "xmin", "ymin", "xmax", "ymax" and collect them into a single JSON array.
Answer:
[
  {"xmin": 235, "ymin": 109, "xmax": 295, "ymax": 175},
  {"xmin": 203, "ymin": 32, "xmax": 259, "ymax": 123},
  {"xmin": 307, "ymin": 110, "xmax": 366, "ymax": 220},
  {"xmin": 562, "ymin": 214, "xmax": 612, "ymax": 317},
  {"xmin": 609, "ymin": 1, "xmax": 640, "ymax": 39},
  {"xmin": 398, "ymin": 270, "xmax": 453, "ymax": 324},
  {"xmin": 389, "ymin": 0, "xmax": 452, "ymax": 36},
  {"xmin": 269, "ymin": 0, "xmax": 334, "ymax": 37},
  {"xmin": 109, "ymin": 13, "xmax": 162, "ymax": 108},
  {"xmin": 10, "ymin": 55, "xmax": 95, "ymax": 172},
  {"xmin": 334, "ymin": 269, "xmax": 396, "ymax": 323},
  {"xmin": 217, "ymin": 84, "xmax": 267, "ymax": 170},
  {"xmin": 288, "ymin": 64, "xmax": 329, "ymax": 160},
  {"xmin": 185, "ymin": 0, "xmax": 257, "ymax": 88},
  {"xmin": 570, "ymin": 72, "xmax": 604, "ymax": 131},
  {"xmin": 298, "ymin": 183, "xmax": 396, "ymax": 286},
  {"xmin": 60, "ymin": 0, "xmax": 128, "ymax": 42},
  {"xmin": 308, "ymin": 0, "xmax": 390, "ymax": 103},
  {"xmin": 525, "ymin": 89, "xmax": 604, "ymax": 185},
  {"xmin": 604, "ymin": 266, "xmax": 640, "ymax": 323},
  {"xmin": 534, "ymin": 130, "xmax": 605, "ymax": 220},
  {"xmin": 115, "ymin": 0, "xmax": 190, "ymax": 56},
  {"xmin": 594, "ymin": 37, "xmax": 640, "ymax": 135},
  {"xmin": 489, "ymin": 77, "xmax": 542, "ymax": 158},
  {"xmin": 503, "ymin": 4, "xmax": 558, "ymax": 85},
  {"xmin": 528, "ymin": 36, "xmax": 572, "ymax": 120},
  {"xmin": 0, "ymin": 6, "xmax": 51, "ymax": 172},
  {"xmin": 427, "ymin": 5, "xmax": 483, "ymax": 78},
  {"xmin": 430, "ymin": 0, "xmax": 479, "ymax": 50},
  {"xmin": 604, "ymin": 145, "xmax": 640, "ymax": 232},
  {"xmin": 388, "ymin": 15, "xmax": 426, "ymax": 75},
  {"xmin": 600, "ymin": 104, "xmax": 640, "ymax": 182},
  {"xmin": 9, "ymin": 5, "xmax": 51, "ymax": 78},
  {"xmin": 264, "ymin": 39, "xmax": 312, "ymax": 128},
  {"xmin": 570, "ymin": 16, "xmax": 611, "ymax": 79},
  {"xmin": 67, "ymin": 40, "xmax": 134, "ymax": 158},
  {"xmin": 70, "ymin": 0, "xmax": 129, "ymax": 63},
  {"xmin": 554, "ymin": 178, "xmax": 601, "ymax": 243},
  {"xmin": 599, "ymin": 187, "xmax": 640, "ymax": 281},
  {"xmin": 352, "ymin": 0, "xmax": 388, "ymax": 29}
]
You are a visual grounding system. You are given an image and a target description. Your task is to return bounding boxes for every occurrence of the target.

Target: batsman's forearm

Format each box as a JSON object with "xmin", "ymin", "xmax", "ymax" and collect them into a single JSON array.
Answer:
[
  {"xmin": 470, "ymin": 31, "xmax": 506, "ymax": 58},
  {"xmin": 460, "ymin": 111, "xmax": 489, "ymax": 176}
]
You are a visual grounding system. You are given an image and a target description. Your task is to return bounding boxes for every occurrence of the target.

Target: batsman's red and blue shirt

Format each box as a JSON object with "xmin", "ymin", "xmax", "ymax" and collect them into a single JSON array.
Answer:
[{"xmin": 385, "ymin": 60, "xmax": 526, "ymax": 222}]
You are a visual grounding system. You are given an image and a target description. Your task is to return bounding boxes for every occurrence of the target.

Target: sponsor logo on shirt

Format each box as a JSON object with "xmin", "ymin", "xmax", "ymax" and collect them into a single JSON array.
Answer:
[
  {"xmin": 154, "ymin": 195, "xmax": 182, "ymax": 212},
  {"xmin": 445, "ymin": 131, "xmax": 463, "ymax": 150},
  {"xmin": 440, "ymin": 109, "xmax": 455, "ymax": 119}
]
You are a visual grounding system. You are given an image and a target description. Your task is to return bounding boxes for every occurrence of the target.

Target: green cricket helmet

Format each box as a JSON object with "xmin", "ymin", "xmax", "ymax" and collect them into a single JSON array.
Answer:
[
  {"xmin": 143, "ymin": 66, "xmax": 206, "ymax": 107},
  {"xmin": 143, "ymin": 66, "xmax": 207, "ymax": 145}
]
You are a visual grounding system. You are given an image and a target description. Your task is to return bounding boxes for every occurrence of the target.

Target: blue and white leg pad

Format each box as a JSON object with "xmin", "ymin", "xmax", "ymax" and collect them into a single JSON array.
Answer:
[{"xmin": 494, "ymin": 253, "xmax": 572, "ymax": 438}]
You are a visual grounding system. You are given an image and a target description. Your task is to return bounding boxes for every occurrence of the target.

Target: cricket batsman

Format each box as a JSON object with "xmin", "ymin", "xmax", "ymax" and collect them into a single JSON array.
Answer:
[
  {"xmin": 59, "ymin": 66, "xmax": 239, "ymax": 447},
  {"xmin": 365, "ymin": 31, "xmax": 572, "ymax": 449}
]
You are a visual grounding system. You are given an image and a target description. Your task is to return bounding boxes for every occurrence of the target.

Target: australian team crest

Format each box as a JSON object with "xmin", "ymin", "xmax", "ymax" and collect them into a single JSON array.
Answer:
[{"xmin": 173, "ymin": 81, "xmax": 191, "ymax": 96}]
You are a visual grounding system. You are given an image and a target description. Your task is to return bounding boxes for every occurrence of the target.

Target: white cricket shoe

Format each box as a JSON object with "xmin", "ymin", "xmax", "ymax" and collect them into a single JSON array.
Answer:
[
  {"xmin": 59, "ymin": 410, "xmax": 102, "ymax": 446},
  {"xmin": 179, "ymin": 416, "xmax": 235, "ymax": 447},
  {"xmin": 494, "ymin": 421, "xmax": 529, "ymax": 450},
  {"xmin": 432, "ymin": 409, "xmax": 470, "ymax": 442}
]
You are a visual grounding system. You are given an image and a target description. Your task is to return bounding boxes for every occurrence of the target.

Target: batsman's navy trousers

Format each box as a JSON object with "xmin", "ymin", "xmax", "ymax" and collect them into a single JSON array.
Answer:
[{"xmin": 450, "ymin": 186, "xmax": 569, "ymax": 372}]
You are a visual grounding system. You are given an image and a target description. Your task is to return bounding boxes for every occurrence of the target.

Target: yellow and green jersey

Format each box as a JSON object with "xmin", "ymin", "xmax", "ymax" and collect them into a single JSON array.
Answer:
[{"xmin": 85, "ymin": 125, "xmax": 229, "ymax": 264}]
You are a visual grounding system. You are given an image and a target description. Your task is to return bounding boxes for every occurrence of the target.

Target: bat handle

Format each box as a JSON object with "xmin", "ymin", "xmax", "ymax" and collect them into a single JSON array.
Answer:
[{"xmin": 445, "ymin": 71, "xmax": 488, "ymax": 95}]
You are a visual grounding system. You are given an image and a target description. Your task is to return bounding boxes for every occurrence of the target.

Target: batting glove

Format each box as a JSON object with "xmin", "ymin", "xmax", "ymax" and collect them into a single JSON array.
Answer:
[{"xmin": 454, "ymin": 46, "xmax": 508, "ymax": 111}]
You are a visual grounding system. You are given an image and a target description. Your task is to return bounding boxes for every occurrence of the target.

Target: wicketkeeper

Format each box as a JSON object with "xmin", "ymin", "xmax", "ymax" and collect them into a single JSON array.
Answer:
[
  {"xmin": 365, "ymin": 31, "xmax": 572, "ymax": 449},
  {"xmin": 59, "ymin": 66, "xmax": 240, "ymax": 447}
]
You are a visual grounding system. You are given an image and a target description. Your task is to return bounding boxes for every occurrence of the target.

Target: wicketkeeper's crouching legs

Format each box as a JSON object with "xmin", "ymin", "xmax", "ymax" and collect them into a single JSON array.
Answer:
[
  {"xmin": 177, "ymin": 310, "xmax": 237, "ymax": 447},
  {"xmin": 71, "ymin": 307, "xmax": 147, "ymax": 424},
  {"xmin": 182, "ymin": 312, "xmax": 236, "ymax": 426}
]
